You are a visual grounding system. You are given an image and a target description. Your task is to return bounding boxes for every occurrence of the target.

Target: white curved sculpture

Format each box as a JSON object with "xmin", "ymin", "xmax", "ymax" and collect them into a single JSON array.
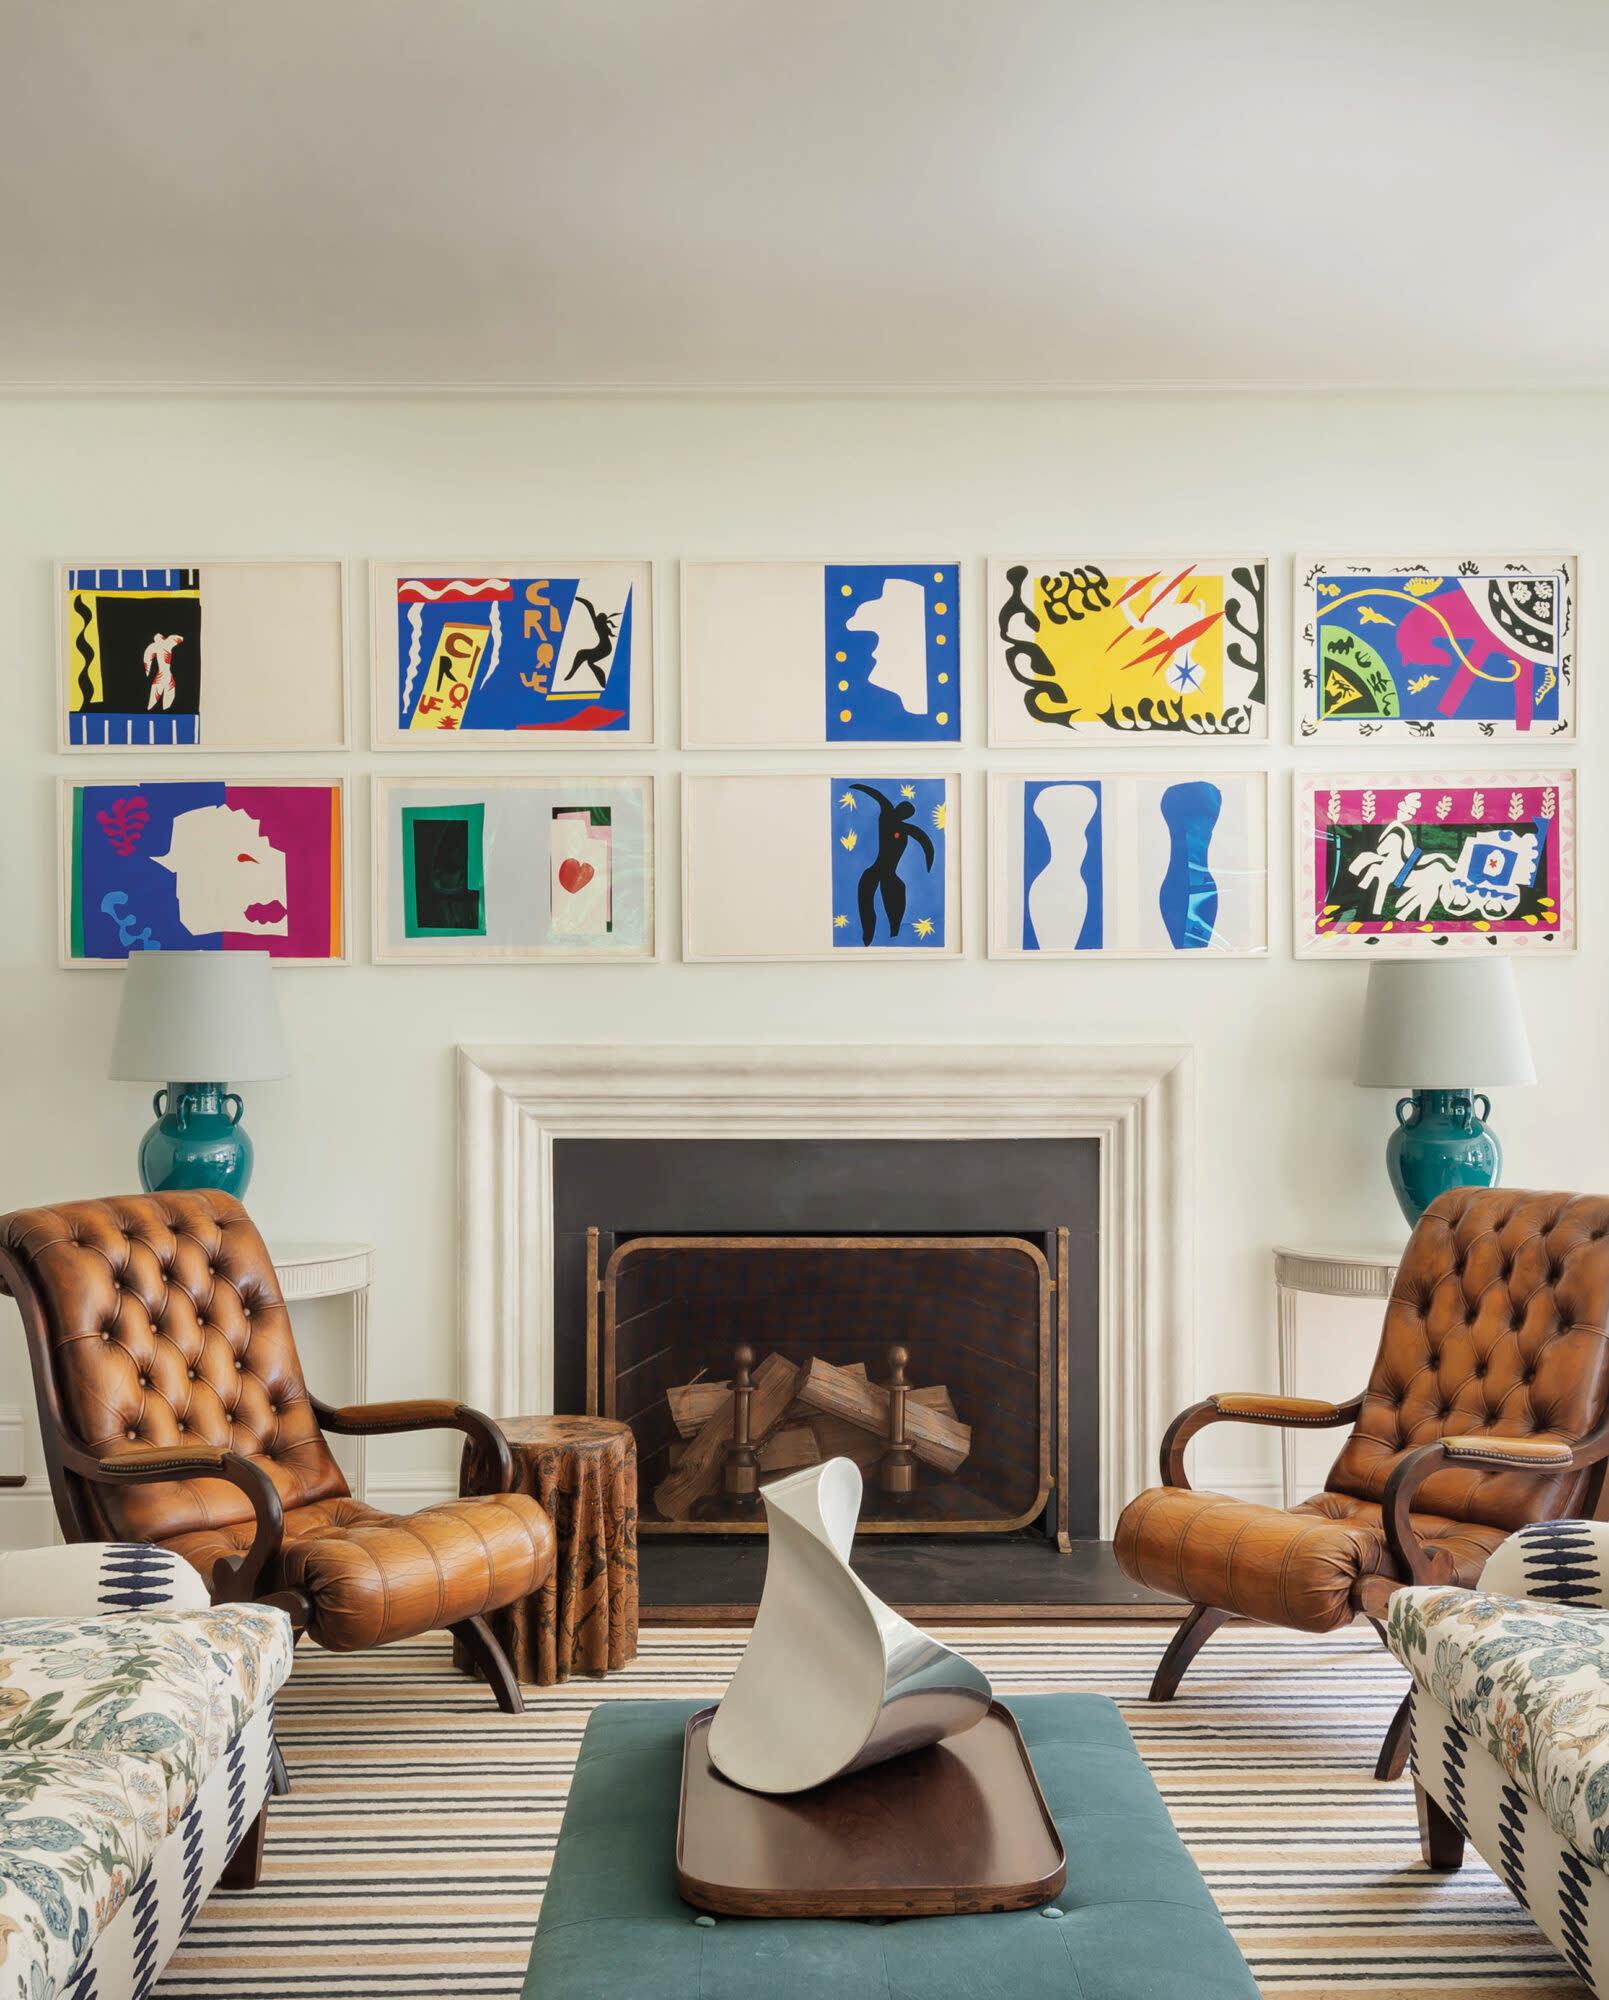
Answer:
[{"xmin": 707, "ymin": 1457, "xmax": 993, "ymax": 1795}]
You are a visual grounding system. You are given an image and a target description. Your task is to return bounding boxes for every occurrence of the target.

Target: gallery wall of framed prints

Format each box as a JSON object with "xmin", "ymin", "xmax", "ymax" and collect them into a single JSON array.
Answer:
[{"xmin": 45, "ymin": 548, "xmax": 1582, "ymax": 970}]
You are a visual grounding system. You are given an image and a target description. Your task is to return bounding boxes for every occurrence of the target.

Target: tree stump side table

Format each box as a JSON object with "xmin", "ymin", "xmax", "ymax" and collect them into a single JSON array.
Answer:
[{"xmin": 453, "ymin": 1415, "xmax": 638, "ymax": 1686}]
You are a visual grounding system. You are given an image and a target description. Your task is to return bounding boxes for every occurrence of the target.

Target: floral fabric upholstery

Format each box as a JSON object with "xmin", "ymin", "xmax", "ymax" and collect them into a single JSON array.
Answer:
[
  {"xmin": 0, "ymin": 1603, "xmax": 291, "ymax": 1999},
  {"xmin": 1388, "ymin": 1583, "xmax": 1609, "ymax": 1873}
]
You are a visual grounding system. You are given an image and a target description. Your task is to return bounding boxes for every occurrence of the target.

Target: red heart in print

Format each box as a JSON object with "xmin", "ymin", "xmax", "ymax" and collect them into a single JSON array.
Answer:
[{"xmin": 558, "ymin": 858, "xmax": 594, "ymax": 894}]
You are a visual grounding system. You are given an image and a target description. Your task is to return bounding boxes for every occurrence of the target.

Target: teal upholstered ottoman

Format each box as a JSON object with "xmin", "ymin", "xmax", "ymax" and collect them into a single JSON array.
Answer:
[{"xmin": 525, "ymin": 1694, "xmax": 1258, "ymax": 1999}]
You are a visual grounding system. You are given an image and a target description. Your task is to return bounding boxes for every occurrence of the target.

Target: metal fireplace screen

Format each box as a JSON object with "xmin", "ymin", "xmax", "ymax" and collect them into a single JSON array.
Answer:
[{"xmin": 589, "ymin": 1235, "xmax": 1053, "ymax": 1535}]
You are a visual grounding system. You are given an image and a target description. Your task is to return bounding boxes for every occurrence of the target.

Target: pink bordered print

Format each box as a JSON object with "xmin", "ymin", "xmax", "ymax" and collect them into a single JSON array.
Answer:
[{"xmin": 1295, "ymin": 772, "xmax": 1575, "ymax": 958}]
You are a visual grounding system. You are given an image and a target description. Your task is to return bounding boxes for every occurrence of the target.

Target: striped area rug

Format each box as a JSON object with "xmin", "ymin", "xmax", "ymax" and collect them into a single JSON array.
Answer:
[{"xmin": 154, "ymin": 1622, "xmax": 1585, "ymax": 1999}]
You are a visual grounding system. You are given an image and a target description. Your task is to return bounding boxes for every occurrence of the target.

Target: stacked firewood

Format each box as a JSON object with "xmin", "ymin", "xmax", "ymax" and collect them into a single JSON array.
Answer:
[{"xmin": 653, "ymin": 1352, "xmax": 970, "ymax": 1521}]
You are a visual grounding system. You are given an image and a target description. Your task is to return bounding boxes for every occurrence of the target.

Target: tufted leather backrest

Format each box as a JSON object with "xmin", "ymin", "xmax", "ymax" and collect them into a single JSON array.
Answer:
[
  {"xmin": 0, "ymin": 1191, "xmax": 347, "ymax": 1545},
  {"xmin": 1328, "ymin": 1187, "xmax": 1609, "ymax": 1529}
]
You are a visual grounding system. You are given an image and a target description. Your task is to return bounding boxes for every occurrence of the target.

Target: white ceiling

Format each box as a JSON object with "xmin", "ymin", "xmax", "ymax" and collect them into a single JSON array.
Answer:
[{"xmin": 4, "ymin": 0, "xmax": 1608, "ymax": 391}]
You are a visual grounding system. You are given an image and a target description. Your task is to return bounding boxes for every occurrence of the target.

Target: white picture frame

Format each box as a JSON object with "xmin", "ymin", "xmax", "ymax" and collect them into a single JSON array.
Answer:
[
  {"xmin": 58, "ymin": 558, "xmax": 350, "ymax": 752},
  {"xmin": 1294, "ymin": 553, "xmax": 1577, "ymax": 743},
  {"xmin": 59, "ymin": 775, "xmax": 350, "ymax": 967},
  {"xmin": 681, "ymin": 558, "xmax": 965, "ymax": 750},
  {"xmin": 682, "ymin": 772, "xmax": 962, "ymax": 962},
  {"xmin": 986, "ymin": 555, "xmax": 1270, "ymax": 746},
  {"xmin": 372, "ymin": 773, "xmax": 657, "ymax": 964},
  {"xmin": 987, "ymin": 770, "xmax": 1270, "ymax": 958},
  {"xmin": 1293, "ymin": 770, "xmax": 1577, "ymax": 957}
]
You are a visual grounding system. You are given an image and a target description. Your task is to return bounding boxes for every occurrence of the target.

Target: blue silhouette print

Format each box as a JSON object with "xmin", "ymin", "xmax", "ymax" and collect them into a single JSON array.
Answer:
[{"xmin": 1158, "ymin": 781, "xmax": 1222, "ymax": 949}]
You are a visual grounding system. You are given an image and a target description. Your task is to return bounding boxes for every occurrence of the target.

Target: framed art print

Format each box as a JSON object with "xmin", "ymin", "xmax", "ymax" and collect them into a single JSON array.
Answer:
[
  {"xmin": 1295, "ymin": 772, "xmax": 1575, "ymax": 956},
  {"xmin": 683, "ymin": 773, "xmax": 959, "ymax": 960},
  {"xmin": 1296, "ymin": 554, "xmax": 1576, "ymax": 741},
  {"xmin": 62, "ymin": 778, "xmax": 346, "ymax": 965},
  {"xmin": 989, "ymin": 772, "xmax": 1268, "ymax": 957},
  {"xmin": 987, "ymin": 556, "xmax": 1268, "ymax": 743},
  {"xmin": 371, "ymin": 561, "xmax": 654, "ymax": 746},
  {"xmin": 60, "ymin": 560, "xmax": 347, "ymax": 750},
  {"xmin": 373, "ymin": 775, "xmax": 655, "ymax": 962},
  {"xmin": 682, "ymin": 561, "xmax": 962, "ymax": 747}
]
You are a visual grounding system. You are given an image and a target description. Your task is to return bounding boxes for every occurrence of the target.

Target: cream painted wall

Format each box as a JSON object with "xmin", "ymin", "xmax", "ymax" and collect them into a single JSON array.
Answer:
[{"xmin": 0, "ymin": 390, "xmax": 1601, "ymax": 1541}]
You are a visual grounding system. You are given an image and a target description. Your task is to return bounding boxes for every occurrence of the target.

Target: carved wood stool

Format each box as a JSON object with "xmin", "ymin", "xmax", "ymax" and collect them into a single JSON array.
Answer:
[{"xmin": 455, "ymin": 1414, "xmax": 638, "ymax": 1686}]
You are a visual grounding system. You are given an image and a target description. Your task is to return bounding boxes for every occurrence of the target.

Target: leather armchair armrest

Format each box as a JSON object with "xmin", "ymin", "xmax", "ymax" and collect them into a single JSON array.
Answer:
[
  {"xmin": 1438, "ymin": 1435, "xmax": 1574, "ymax": 1468},
  {"xmin": 1210, "ymin": 1394, "xmax": 1363, "ymax": 1426},
  {"xmin": 56, "ymin": 1438, "xmax": 286, "ymax": 1603},
  {"xmin": 309, "ymin": 1397, "xmax": 514, "ymax": 1494},
  {"xmin": 1383, "ymin": 1426, "xmax": 1609, "ymax": 1583},
  {"xmin": 1160, "ymin": 1392, "xmax": 1365, "ymax": 1490}
]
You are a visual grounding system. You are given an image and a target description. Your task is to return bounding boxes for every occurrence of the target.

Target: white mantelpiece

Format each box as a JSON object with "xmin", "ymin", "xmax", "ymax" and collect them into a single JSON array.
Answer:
[{"xmin": 456, "ymin": 1042, "xmax": 1192, "ymax": 1536}]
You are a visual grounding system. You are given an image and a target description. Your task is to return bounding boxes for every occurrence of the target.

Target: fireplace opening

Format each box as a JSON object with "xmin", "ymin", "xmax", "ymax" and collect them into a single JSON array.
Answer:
[
  {"xmin": 593, "ymin": 1235, "xmax": 1053, "ymax": 1534},
  {"xmin": 549, "ymin": 1135, "xmax": 1103, "ymax": 1607}
]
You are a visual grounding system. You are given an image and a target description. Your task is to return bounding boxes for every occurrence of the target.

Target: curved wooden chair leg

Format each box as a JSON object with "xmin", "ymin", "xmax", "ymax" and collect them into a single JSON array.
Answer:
[
  {"xmin": 1375, "ymin": 1688, "xmax": 1413, "ymax": 1781},
  {"xmin": 451, "ymin": 1614, "xmax": 525, "ymax": 1715},
  {"xmin": 1148, "ymin": 1604, "xmax": 1231, "ymax": 1701},
  {"xmin": 269, "ymin": 1737, "xmax": 291, "ymax": 1796}
]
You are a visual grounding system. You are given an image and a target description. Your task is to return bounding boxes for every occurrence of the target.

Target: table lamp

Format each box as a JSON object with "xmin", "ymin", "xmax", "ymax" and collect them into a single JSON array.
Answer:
[
  {"xmin": 1355, "ymin": 959, "xmax": 1535, "ymax": 1225},
  {"xmin": 110, "ymin": 951, "xmax": 289, "ymax": 1197}
]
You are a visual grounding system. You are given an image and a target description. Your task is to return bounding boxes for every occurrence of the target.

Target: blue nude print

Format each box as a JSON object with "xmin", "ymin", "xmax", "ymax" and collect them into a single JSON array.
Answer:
[{"xmin": 1158, "ymin": 781, "xmax": 1222, "ymax": 949}]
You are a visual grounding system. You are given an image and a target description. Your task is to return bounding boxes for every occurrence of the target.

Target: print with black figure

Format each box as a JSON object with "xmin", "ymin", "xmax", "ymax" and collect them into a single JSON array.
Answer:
[
  {"xmin": 411, "ymin": 816, "xmax": 481, "ymax": 933},
  {"xmin": 562, "ymin": 597, "xmax": 618, "ymax": 689},
  {"xmin": 850, "ymin": 783, "xmax": 934, "ymax": 945}
]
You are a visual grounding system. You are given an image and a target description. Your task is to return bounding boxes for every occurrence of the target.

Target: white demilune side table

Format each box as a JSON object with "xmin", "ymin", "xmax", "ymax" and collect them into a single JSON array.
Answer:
[
  {"xmin": 268, "ymin": 1241, "xmax": 373, "ymax": 1502},
  {"xmin": 1274, "ymin": 1245, "xmax": 1403, "ymax": 1507}
]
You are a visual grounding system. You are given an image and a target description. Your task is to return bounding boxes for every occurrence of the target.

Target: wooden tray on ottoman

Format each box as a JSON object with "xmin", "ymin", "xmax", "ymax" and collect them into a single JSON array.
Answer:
[{"xmin": 675, "ymin": 1699, "xmax": 1067, "ymax": 1918}]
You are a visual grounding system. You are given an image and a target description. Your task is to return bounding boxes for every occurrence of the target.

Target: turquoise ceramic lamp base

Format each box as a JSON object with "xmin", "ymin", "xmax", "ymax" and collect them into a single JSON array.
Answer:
[
  {"xmin": 1386, "ymin": 1088, "xmax": 1500, "ymax": 1226},
  {"xmin": 137, "ymin": 1082, "xmax": 254, "ymax": 1198}
]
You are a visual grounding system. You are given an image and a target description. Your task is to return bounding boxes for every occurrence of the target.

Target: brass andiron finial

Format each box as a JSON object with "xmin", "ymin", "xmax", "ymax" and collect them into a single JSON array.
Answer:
[
  {"xmin": 880, "ymin": 1343, "xmax": 916, "ymax": 1496},
  {"xmin": 724, "ymin": 1343, "xmax": 760, "ymax": 1500}
]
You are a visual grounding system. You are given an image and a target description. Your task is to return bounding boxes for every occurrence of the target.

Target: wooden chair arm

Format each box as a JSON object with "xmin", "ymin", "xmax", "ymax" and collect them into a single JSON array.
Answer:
[
  {"xmin": 1160, "ymin": 1394, "xmax": 1365, "ymax": 1489},
  {"xmin": 1382, "ymin": 1425, "xmax": 1609, "ymax": 1583},
  {"xmin": 309, "ymin": 1397, "xmax": 514, "ymax": 1494},
  {"xmin": 56, "ymin": 1437, "xmax": 286, "ymax": 1602}
]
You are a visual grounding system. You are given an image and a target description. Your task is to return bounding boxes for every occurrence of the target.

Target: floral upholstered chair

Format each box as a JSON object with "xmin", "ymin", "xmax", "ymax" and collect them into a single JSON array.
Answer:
[
  {"xmin": 0, "ymin": 1540, "xmax": 293, "ymax": 2000},
  {"xmin": 1388, "ymin": 1518, "xmax": 1609, "ymax": 1993}
]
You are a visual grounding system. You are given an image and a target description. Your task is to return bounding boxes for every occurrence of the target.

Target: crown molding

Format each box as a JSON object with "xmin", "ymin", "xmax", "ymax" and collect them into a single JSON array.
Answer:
[{"xmin": 4, "ymin": 378, "xmax": 1609, "ymax": 402}]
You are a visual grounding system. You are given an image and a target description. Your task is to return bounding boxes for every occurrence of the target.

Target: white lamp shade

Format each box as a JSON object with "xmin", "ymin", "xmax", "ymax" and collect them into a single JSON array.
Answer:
[
  {"xmin": 110, "ymin": 951, "xmax": 290, "ymax": 1083},
  {"xmin": 1354, "ymin": 959, "xmax": 1535, "ymax": 1090}
]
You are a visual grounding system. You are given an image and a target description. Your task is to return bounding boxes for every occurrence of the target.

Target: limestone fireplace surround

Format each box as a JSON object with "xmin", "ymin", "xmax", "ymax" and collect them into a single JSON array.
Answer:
[{"xmin": 456, "ymin": 1043, "xmax": 1192, "ymax": 1537}]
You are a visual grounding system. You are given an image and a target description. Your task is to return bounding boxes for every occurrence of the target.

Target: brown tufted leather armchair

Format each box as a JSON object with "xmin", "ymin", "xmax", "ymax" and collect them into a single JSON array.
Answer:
[
  {"xmin": 1115, "ymin": 1188, "xmax": 1609, "ymax": 1779},
  {"xmin": 0, "ymin": 1192, "xmax": 556, "ymax": 1715}
]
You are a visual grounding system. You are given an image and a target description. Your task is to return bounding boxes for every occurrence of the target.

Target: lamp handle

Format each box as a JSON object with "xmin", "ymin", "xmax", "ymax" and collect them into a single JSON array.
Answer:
[
  {"xmin": 1395, "ymin": 1095, "xmax": 1418, "ymax": 1129},
  {"xmin": 223, "ymin": 1093, "xmax": 244, "ymax": 1127},
  {"xmin": 151, "ymin": 1088, "xmax": 168, "ymax": 1121},
  {"xmin": 1473, "ymin": 1092, "xmax": 1492, "ymax": 1124}
]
